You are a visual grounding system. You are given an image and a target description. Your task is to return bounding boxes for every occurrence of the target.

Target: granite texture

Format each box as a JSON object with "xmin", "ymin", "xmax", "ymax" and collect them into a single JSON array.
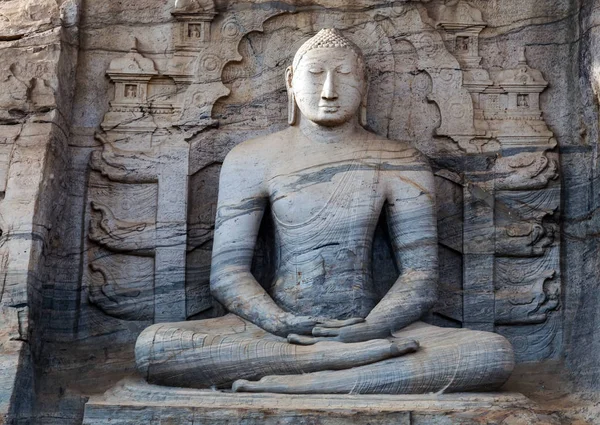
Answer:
[
  {"xmin": 0, "ymin": 0, "xmax": 80, "ymax": 423},
  {"xmin": 81, "ymin": 378, "xmax": 561, "ymax": 425},
  {"xmin": 0, "ymin": 0, "xmax": 597, "ymax": 424}
]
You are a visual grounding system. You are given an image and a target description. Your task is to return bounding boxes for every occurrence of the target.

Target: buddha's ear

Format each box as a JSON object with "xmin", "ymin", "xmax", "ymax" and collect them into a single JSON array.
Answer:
[
  {"xmin": 360, "ymin": 82, "xmax": 369, "ymax": 128},
  {"xmin": 285, "ymin": 66, "xmax": 293, "ymax": 91},
  {"xmin": 285, "ymin": 66, "xmax": 298, "ymax": 125}
]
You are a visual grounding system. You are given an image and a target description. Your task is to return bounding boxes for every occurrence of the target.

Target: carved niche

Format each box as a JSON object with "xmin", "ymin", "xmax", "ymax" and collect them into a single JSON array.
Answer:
[
  {"xmin": 172, "ymin": 0, "xmax": 217, "ymax": 46},
  {"xmin": 83, "ymin": 0, "xmax": 563, "ymax": 363}
]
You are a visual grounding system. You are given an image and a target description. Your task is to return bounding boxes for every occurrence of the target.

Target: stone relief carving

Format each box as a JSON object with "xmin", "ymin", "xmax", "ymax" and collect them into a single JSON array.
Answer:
[
  {"xmin": 495, "ymin": 215, "xmax": 556, "ymax": 257},
  {"xmin": 371, "ymin": 5, "xmax": 478, "ymax": 146},
  {"xmin": 172, "ymin": 0, "xmax": 216, "ymax": 46},
  {"xmin": 88, "ymin": 201, "xmax": 156, "ymax": 255},
  {"xmin": 494, "ymin": 252, "xmax": 561, "ymax": 363},
  {"xmin": 102, "ymin": 40, "xmax": 163, "ymax": 130},
  {"xmin": 492, "ymin": 173, "xmax": 561, "ymax": 357},
  {"xmin": 83, "ymin": 0, "xmax": 291, "ymax": 324},
  {"xmin": 493, "ymin": 151, "xmax": 559, "ymax": 190},
  {"xmin": 428, "ymin": 1, "xmax": 560, "ymax": 356},
  {"xmin": 174, "ymin": 5, "xmax": 286, "ymax": 129},
  {"xmin": 85, "ymin": 0, "xmax": 286, "ymax": 323},
  {"xmin": 495, "ymin": 266, "xmax": 559, "ymax": 326},
  {"xmin": 89, "ymin": 135, "xmax": 159, "ymax": 183},
  {"xmin": 437, "ymin": 0, "xmax": 491, "ymax": 142},
  {"xmin": 85, "ymin": 132, "xmax": 188, "ymax": 323},
  {"xmin": 79, "ymin": 0, "xmax": 562, "ymax": 363},
  {"xmin": 481, "ymin": 49, "xmax": 554, "ymax": 149},
  {"xmin": 85, "ymin": 176, "xmax": 159, "ymax": 321},
  {"xmin": 83, "ymin": 25, "xmax": 196, "ymax": 321},
  {"xmin": 88, "ymin": 256, "xmax": 154, "ymax": 321}
]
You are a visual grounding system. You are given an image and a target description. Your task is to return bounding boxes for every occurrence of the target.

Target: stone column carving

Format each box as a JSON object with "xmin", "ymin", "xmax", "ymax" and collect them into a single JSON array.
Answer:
[
  {"xmin": 434, "ymin": 2, "xmax": 561, "ymax": 360},
  {"xmin": 85, "ymin": 43, "xmax": 188, "ymax": 322},
  {"xmin": 84, "ymin": 0, "xmax": 292, "ymax": 323}
]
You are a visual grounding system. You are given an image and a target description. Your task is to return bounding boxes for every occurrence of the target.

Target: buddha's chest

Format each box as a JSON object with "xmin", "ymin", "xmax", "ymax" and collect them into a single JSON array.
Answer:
[{"xmin": 268, "ymin": 160, "xmax": 384, "ymax": 228}]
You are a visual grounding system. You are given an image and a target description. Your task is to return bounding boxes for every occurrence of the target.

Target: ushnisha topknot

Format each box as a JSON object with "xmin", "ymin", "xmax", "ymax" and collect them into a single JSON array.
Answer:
[{"xmin": 292, "ymin": 28, "xmax": 365, "ymax": 70}]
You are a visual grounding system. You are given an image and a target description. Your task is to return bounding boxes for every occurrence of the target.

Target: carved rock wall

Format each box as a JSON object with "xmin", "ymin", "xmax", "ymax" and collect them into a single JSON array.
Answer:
[
  {"xmin": 0, "ymin": 0, "xmax": 82, "ymax": 423},
  {"xmin": 0, "ymin": 0, "xmax": 599, "ymax": 424},
  {"xmin": 562, "ymin": 0, "xmax": 600, "ymax": 393}
]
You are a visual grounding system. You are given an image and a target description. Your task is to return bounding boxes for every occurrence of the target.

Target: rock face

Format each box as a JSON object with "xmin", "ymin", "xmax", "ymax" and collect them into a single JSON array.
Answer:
[{"xmin": 0, "ymin": 0, "xmax": 598, "ymax": 424}]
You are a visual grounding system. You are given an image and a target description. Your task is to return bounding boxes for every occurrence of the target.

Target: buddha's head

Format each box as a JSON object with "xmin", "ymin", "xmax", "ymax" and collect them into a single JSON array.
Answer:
[{"xmin": 286, "ymin": 29, "xmax": 368, "ymax": 127}]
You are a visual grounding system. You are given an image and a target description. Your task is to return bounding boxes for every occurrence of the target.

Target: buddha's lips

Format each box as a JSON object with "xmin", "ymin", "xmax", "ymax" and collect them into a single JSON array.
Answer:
[{"xmin": 319, "ymin": 105, "xmax": 340, "ymax": 112}]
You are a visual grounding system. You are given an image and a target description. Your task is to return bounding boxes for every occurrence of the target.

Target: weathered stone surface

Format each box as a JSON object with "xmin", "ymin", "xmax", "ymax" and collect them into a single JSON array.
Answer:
[
  {"xmin": 0, "ymin": 0, "xmax": 81, "ymax": 423},
  {"xmin": 82, "ymin": 378, "xmax": 560, "ymax": 425},
  {"xmin": 0, "ymin": 0, "xmax": 598, "ymax": 423}
]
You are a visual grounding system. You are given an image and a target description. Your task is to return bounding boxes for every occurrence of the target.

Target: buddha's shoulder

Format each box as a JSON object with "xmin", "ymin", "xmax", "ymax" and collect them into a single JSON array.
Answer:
[
  {"xmin": 224, "ymin": 129, "xmax": 291, "ymax": 163},
  {"xmin": 367, "ymin": 133, "xmax": 430, "ymax": 168}
]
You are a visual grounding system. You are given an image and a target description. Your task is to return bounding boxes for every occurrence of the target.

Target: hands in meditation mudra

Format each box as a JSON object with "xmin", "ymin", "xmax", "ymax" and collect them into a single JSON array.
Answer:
[{"xmin": 135, "ymin": 29, "xmax": 514, "ymax": 394}]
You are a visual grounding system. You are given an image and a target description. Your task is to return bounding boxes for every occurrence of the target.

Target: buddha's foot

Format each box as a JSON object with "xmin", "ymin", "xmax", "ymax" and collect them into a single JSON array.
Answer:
[
  {"xmin": 232, "ymin": 369, "xmax": 362, "ymax": 394},
  {"xmin": 290, "ymin": 337, "xmax": 418, "ymax": 374},
  {"xmin": 232, "ymin": 338, "xmax": 419, "ymax": 393}
]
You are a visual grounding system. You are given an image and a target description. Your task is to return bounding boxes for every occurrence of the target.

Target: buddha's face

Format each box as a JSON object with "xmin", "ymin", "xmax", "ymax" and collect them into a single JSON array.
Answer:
[{"xmin": 288, "ymin": 48, "xmax": 366, "ymax": 127}]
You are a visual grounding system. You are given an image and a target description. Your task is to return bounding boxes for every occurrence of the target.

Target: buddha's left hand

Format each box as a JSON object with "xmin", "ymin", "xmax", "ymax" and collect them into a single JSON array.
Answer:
[{"xmin": 288, "ymin": 320, "xmax": 390, "ymax": 344}]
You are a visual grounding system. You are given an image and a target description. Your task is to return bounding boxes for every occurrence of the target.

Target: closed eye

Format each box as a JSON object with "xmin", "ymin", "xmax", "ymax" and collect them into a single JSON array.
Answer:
[
  {"xmin": 309, "ymin": 68, "xmax": 324, "ymax": 74},
  {"xmin": 337, "ymin": 66, "xmax": 352, "ymax": 74}
]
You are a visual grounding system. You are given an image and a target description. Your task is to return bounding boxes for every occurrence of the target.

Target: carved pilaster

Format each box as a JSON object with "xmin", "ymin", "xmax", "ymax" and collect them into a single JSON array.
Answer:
[
  {"xmin": 85, "ymin": 40, "xmax": 188, "ymax": 323},
  {"xmin": 84, "ymin": 1, "xmax": 292, "ymax": 323}
]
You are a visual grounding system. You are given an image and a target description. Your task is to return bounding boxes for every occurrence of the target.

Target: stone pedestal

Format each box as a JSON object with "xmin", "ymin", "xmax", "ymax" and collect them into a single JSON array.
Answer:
[{"xmin": 82, "ymin": 379, "xmax": 559, "ymax": 425}]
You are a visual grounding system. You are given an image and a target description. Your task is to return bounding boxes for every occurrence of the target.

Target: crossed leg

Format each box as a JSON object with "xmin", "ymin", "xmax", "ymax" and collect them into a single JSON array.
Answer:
[
  {"xmin": 232, "ymin": 322, "xmax": 515, "ymax": 394},
  {"xmin": 135, "ymin": 314, "xmax": 417, "ymax": 389}
]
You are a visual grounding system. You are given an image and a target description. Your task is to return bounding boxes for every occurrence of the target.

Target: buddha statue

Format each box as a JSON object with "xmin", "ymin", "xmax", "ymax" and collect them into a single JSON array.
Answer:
[{"xmin": 135, "ymin": 29, "xmax": 514, "ymax": 394}]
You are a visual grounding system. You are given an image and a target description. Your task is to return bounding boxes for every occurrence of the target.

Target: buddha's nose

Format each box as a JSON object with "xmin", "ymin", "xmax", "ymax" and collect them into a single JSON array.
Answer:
[{"xmin": 321, "ymin": 72, "xmax": 338, "ymax": 100}]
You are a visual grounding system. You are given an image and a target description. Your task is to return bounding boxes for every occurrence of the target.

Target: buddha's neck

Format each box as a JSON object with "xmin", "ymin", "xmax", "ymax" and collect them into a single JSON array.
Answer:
[{"xmin": 298, "ymin": 115, "xmax": 360, "ymax": 144}]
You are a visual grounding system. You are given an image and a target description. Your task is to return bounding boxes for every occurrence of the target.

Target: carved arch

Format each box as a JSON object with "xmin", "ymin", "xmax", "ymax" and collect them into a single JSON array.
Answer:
[
  {"xmin": 372, "ymin": 6, "xmax": 477, "ymax": 143},
  {"xmin": 202, "ymin": 4, "xmax": 477, "ymax": 149},
  {"xmin": 178, "ymin": 6, "xmax": 293, "ymax": 130}
]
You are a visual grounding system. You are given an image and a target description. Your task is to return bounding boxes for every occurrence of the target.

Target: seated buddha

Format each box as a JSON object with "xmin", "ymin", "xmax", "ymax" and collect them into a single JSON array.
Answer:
[{"xmin": 135, "ymin": 29, "xmax": 514, "ymax": 394}]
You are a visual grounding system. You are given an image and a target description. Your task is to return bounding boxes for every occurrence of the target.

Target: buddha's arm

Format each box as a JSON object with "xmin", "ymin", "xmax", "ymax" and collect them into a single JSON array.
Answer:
[
  {"xmin": 367, "ymin": 163, "xmax": 438, "ymax": 331},
  {"xmin": 210, "ymin": 145, "xmax": 326, "ymax": 337}
]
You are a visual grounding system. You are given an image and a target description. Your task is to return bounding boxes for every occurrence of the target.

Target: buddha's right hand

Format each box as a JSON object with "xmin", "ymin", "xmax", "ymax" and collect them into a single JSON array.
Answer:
[
  {"xmin": 266, "ymin": 313, "xmax": 322, "ymax": 336},
  {"xmin": 268, "ymin": 314, "xmax": 364, "ymax": 337},
  {"xmin": 287, "ymin": 334, "xmax": 420, "ymax": 359}
]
